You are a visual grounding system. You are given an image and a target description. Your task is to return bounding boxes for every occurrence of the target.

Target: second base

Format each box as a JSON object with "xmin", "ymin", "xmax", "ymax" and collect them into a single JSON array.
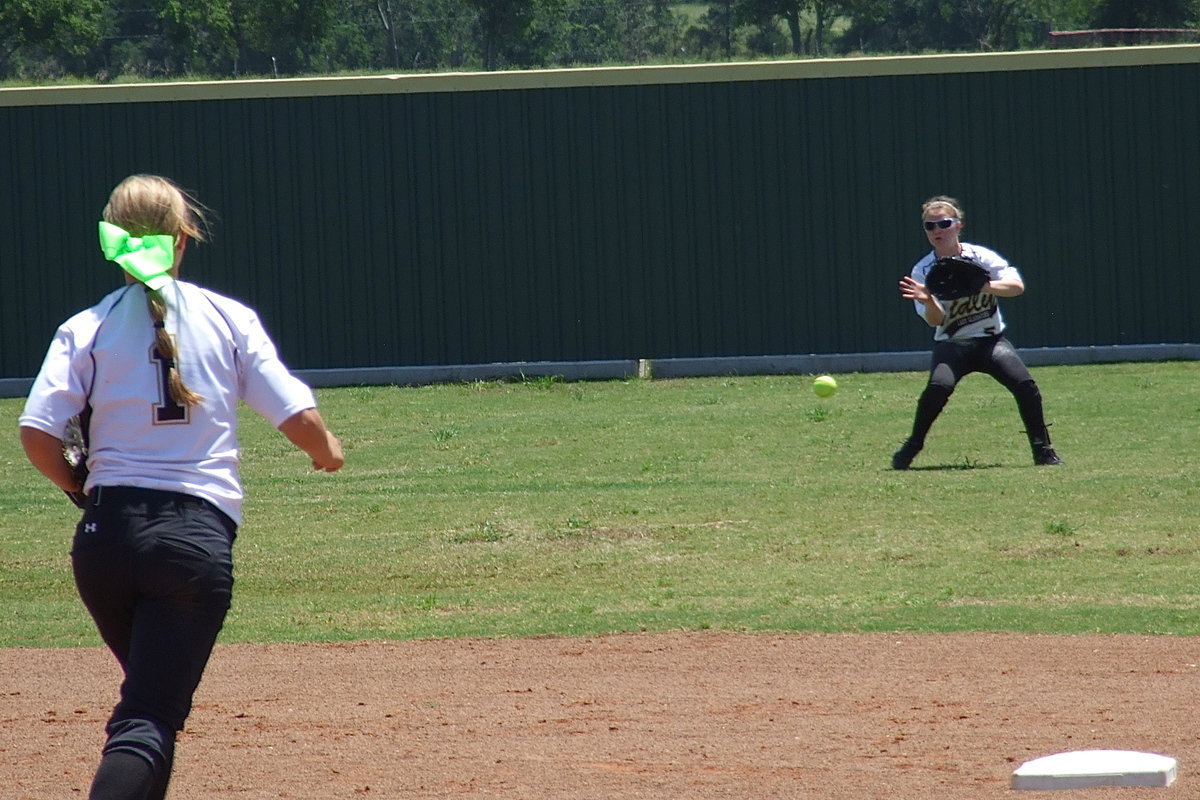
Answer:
[{"xmin": 1011, "ymin": 749, "xmax": 1177, "ymax": 790}]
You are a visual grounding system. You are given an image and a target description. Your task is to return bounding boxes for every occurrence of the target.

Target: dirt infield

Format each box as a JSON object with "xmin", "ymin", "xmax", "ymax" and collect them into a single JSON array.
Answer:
[{"xmin": 4, "ymin": 632, "xmax": 1196, "ymax": 799}]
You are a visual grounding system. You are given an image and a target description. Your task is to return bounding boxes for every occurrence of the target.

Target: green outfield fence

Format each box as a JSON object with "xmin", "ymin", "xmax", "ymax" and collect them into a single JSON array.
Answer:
[{"xmin": 1, "ymin": 45, "xmax": 1197, "ymax": 397}]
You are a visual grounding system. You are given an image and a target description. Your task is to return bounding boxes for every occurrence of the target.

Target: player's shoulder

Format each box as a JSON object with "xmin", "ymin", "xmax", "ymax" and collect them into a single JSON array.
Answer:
[
  {"xmin": 59, "ymin": 285, "xmax": 139, "ymax": 338},
  {"xmin": 176, "ymin": 281, "xmax": 260, "ymax": 323},
  {"xmin": 911, "ymin": 251, "xmax": 937, "ymax": 276},
  {"xmin": 176, "ymin": 280, "xmax": 246, "ymax": 307},
  {"xmin": 960, "ymin": 243, "xmax": 1007, "ymax": 267}
]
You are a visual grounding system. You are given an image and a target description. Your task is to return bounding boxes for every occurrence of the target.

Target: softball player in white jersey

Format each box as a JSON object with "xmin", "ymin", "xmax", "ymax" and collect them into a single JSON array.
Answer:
[
  {"xmin": 19, "ymin": 174, "xmax": 344, "ymax": 800},
  {"xmin": 893, "ymin": 195, "xmax": 1063, "ymax": 470}
]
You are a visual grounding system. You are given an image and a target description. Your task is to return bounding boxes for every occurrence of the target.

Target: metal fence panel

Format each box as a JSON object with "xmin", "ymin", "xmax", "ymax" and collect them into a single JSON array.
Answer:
[{"xmin": 1, "ymin": 47, "xmax": 1196, "ymax": 381}]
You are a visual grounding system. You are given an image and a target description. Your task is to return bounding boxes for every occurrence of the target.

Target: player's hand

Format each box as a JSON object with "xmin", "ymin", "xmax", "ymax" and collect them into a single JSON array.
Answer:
[
  {"xmin": 279, "ymin": 408, "xmax": 345, "ymax": 473},
  {"xmin": 899, "ymin": 275, "xmax": 931, "ymax": 303},
  {"xmin": 312, "ymin": 432, "xmax": 345, "ymax": 473}
]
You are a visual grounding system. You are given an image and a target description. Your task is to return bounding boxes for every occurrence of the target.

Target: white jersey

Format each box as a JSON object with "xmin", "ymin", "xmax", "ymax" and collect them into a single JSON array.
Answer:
[
  {"xmin": 909, "ymin": 243, "xmax": 1023, "ymax": 341},
  {"xmin": 20, "ymin": 280, "xmax": 316, "ymax": 524}
]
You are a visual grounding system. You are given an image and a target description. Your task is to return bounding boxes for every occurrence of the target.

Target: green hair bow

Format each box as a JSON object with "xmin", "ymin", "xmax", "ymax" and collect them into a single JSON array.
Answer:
[{"xmin": 98, "ymin": 221, "xmax": 175, "ymax": 291}]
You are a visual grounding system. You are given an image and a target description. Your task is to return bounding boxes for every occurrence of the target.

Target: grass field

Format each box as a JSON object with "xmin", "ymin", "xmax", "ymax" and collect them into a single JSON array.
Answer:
[{"xmin": 2, "ymin": 361, "xmax": 1197, "ymax": 648}]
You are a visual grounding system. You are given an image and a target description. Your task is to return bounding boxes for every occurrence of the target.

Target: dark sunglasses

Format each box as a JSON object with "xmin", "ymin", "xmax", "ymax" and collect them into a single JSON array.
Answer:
[{"xmin": 923, "ymin": 218, "xmax": 958, "ymax": 231}]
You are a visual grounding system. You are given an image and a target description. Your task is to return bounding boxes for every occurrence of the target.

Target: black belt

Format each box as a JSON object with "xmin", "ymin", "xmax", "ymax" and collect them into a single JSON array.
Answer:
[{"xmin": 87, "ymin": 485, "xmax": 213, "ymax": 512}]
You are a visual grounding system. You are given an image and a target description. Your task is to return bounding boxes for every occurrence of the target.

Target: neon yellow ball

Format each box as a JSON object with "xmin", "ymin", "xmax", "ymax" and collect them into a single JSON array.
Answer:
[{"xmin": 813, "ymin": 375, "xmax": 837, "ymax": 398}]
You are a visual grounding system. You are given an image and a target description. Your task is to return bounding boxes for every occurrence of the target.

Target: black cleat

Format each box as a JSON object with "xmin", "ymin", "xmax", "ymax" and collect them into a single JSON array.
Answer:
[
  {"xmin": 1034, "ymin": 447, "xmax": 1064, "ymax": 466},
  {"xmin": 892, "ymin": 439, "xmax": 922, "ymax": 470},
  {"xmin": 1028, "ymin": 426, "xmax": 1063, "ymax": 467}
]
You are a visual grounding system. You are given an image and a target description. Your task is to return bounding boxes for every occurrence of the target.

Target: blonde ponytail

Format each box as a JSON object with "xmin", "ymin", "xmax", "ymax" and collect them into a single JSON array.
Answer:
[
  {"xmin": 147, "ymin": 289, "xmax": 204, "ymax": 407},
  {"xmin": 104, "ymin": 175, "xmax": 210, "ymax": 408}
]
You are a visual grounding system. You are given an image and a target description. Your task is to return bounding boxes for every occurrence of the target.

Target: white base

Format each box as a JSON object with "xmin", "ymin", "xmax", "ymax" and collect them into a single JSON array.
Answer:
[{"xmin": 1011, "ymin": 749, "xmax": 1177, "ymax": 790}]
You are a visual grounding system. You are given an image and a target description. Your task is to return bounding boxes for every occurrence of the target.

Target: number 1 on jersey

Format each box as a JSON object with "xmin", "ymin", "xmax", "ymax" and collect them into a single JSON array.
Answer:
[{"xmin": 151, "ymin": 346, "xmax": 189, "ymax": 424}]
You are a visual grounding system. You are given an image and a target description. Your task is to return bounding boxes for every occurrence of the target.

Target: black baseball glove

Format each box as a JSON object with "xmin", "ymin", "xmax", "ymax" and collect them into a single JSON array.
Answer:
[
  {"xmin": 924, "ymin": 256, "xmax": 990, "ymax": 301},
  {"xmin": 62, "ymin": 409, "xmax": 91, "ymax": 509}
]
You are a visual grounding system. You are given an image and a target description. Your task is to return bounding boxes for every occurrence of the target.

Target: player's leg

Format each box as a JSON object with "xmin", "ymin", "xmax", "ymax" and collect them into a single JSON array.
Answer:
[
  {"xmin": 72, "ymin": 497, "xmax": 139, "ymax": 666},
  {"xmin": 983, "ymin": 337, "xmax": 1063, "ymax": 465},
  {"xmin": 87, "ymin": 751, "xmax": 153, "ymax": 800},
  {"xmin": 893, "ymin": 341, "xmax": 968, "ymax": 469},
  {"xmin": 75, "ymin": 488, "xmax": 237, "ymax": 800},
  {"xmin": 72, "ymin": 493, "xmax": 157, "ymax": 800},
  {"xmin": 121, "ymin": 493, "xmax": 235, "ymax": 800}
]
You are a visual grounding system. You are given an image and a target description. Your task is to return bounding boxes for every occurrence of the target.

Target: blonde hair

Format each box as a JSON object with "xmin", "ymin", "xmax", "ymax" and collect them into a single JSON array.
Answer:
[
  {"xmin": 921, "ymin": 195, "xmax": 964, "ymax": 221},
  {"xmin": 103, "ymin": 175, "xmax": 209, "ymax": 408}
]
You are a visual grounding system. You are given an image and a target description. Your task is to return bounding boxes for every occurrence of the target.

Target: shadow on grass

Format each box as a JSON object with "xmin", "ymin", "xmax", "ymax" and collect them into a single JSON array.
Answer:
[{"xmin": 894, "ymin": 460, "xmax": 1006, "ymax": 471}]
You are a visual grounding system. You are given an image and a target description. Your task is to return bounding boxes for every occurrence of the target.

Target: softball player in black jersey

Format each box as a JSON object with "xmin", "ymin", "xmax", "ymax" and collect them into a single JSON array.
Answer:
[
  {"xmin": 894, "ymin": 195, "xmax": 1063, "ymax": 470},
  {"xmin": 20, "ymin": 175, "xmax": 345, "ymax": 800}
]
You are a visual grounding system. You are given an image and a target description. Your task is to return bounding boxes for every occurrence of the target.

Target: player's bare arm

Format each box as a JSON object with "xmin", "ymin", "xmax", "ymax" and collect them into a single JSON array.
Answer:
[
  {"xmin": 981, "ymin": 277, "xmax": 1025, "ymax": 297},
  {"xmin": 19, "ymin": 426, "xmax": 82, "ymax": 493},
  {"xmin": 278, "ymin": 407, "xmax": 345, "ymax": 472},
  {"xmin": 899, "ymin": 276, "xmax": 945, "ymax": 326}
]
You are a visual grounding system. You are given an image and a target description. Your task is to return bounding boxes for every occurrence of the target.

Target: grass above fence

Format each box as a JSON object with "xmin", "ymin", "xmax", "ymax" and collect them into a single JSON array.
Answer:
[{"xmin": 2, "ymin": 361, "xmax": 1198, "ymax": 647}]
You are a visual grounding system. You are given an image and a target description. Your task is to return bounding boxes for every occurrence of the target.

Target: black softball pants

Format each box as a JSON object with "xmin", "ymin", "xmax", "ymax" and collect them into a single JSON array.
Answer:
[
  {"xmin": 71, "ymin": 486, "xmax": 237, "ymax": 800},
  {"xmin": 907, "ymin": 334, "xmax": 1049, "ymax": 446}
]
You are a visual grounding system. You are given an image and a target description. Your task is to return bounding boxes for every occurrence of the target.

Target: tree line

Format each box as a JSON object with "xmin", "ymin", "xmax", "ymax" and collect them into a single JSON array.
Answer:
[{"xmin": 2, "ymin": 0, "xmax": 1197, "ymax": 84}]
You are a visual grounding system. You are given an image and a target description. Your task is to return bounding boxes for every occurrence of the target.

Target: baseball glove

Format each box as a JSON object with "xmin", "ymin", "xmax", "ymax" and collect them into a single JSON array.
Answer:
[
  {"xmin": 924, "ymin": 256, "xmax": 990, "ymax": 301},
  {"xmin": 62, "ymin": 409, "xmax": 91, "ymax": 509}
]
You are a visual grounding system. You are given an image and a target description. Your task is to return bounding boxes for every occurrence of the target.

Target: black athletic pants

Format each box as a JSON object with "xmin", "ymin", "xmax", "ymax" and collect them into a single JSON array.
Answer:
[
  {"xmin": 907, "ymin": 334, "xmax": 1049, "ymax": 447},
  {"xmin": 72, "ymin": 486, "xmax": 237, "ymax": 800}
]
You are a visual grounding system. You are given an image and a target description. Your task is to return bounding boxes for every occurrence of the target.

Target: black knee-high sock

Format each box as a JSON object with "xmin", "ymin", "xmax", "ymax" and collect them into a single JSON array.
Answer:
[
  {"xmin": 146, "ymin": 740, "xmax": 174, "ymax": 800},
  {"xmin": 89, "ymin": 751, "xmax": 154, "ymax": 800},
  {"xmin": 1011, "ymin": 379, "xmax": 1051, "ymax": 444},
  {"xmin": 909, "ymin": 384, "xmax": 952, "ymax": 445}
]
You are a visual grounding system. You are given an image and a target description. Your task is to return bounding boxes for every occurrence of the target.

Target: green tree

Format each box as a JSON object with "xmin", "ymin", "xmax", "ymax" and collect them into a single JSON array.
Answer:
[
  {"xmin": 0, "ymin": 0, "xmax": 107, "ymax": 78},
  {"xmin": 94, "ymin": 0, "xmax": 238, "ymax": 79},
  {"xmin": 534, "ymin": 0, "xmax": 682, "ymax": 66},
  {"xmin": 735, "ymin": 0, "xmax": 847, "ymax": 56},
  {"xmin": 957, "ymin": 0, "xmax": 1026, "ymax": 49},
  {"xmin": 462, "ymin": 0, "xmax": 546, "ymax": 69},
  {"xmin": 157, "ymin": 0, "xmax": 237, "ymax": 73},
  {"xmin": 624, "ymin": 0, "xmax": 684, "ymax": 63},
  {"xmin": 233, "ymin": 0, "xmax": 338, "ymax": 74},
  {"xmin": 839, "ymin": 0, "xmax": 1034, "ymax": 53},
  {"xmin": 1024, "ymin": 0, "xmax": 1103, "ymax": 29},
  {"xmin": 364, "ymin": 0, "xmax": 471, "ymax": 71},
  {"xmin": 682, "ymin": 0, "xmax": 742, "ymax": 60},
  {"xmin": 1090, "ymin": 0, "xmax": 1199, "ymax": 26},
  {"xmin": 315, "ymin": 0, "xmax": 387, "ymax": 71}
]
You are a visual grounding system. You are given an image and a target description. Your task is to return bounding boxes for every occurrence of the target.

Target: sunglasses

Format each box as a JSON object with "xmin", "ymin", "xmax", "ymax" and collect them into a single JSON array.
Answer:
[{"xmin": 923, "ymin": 218, "xmax": 959, "ymax": 231}]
